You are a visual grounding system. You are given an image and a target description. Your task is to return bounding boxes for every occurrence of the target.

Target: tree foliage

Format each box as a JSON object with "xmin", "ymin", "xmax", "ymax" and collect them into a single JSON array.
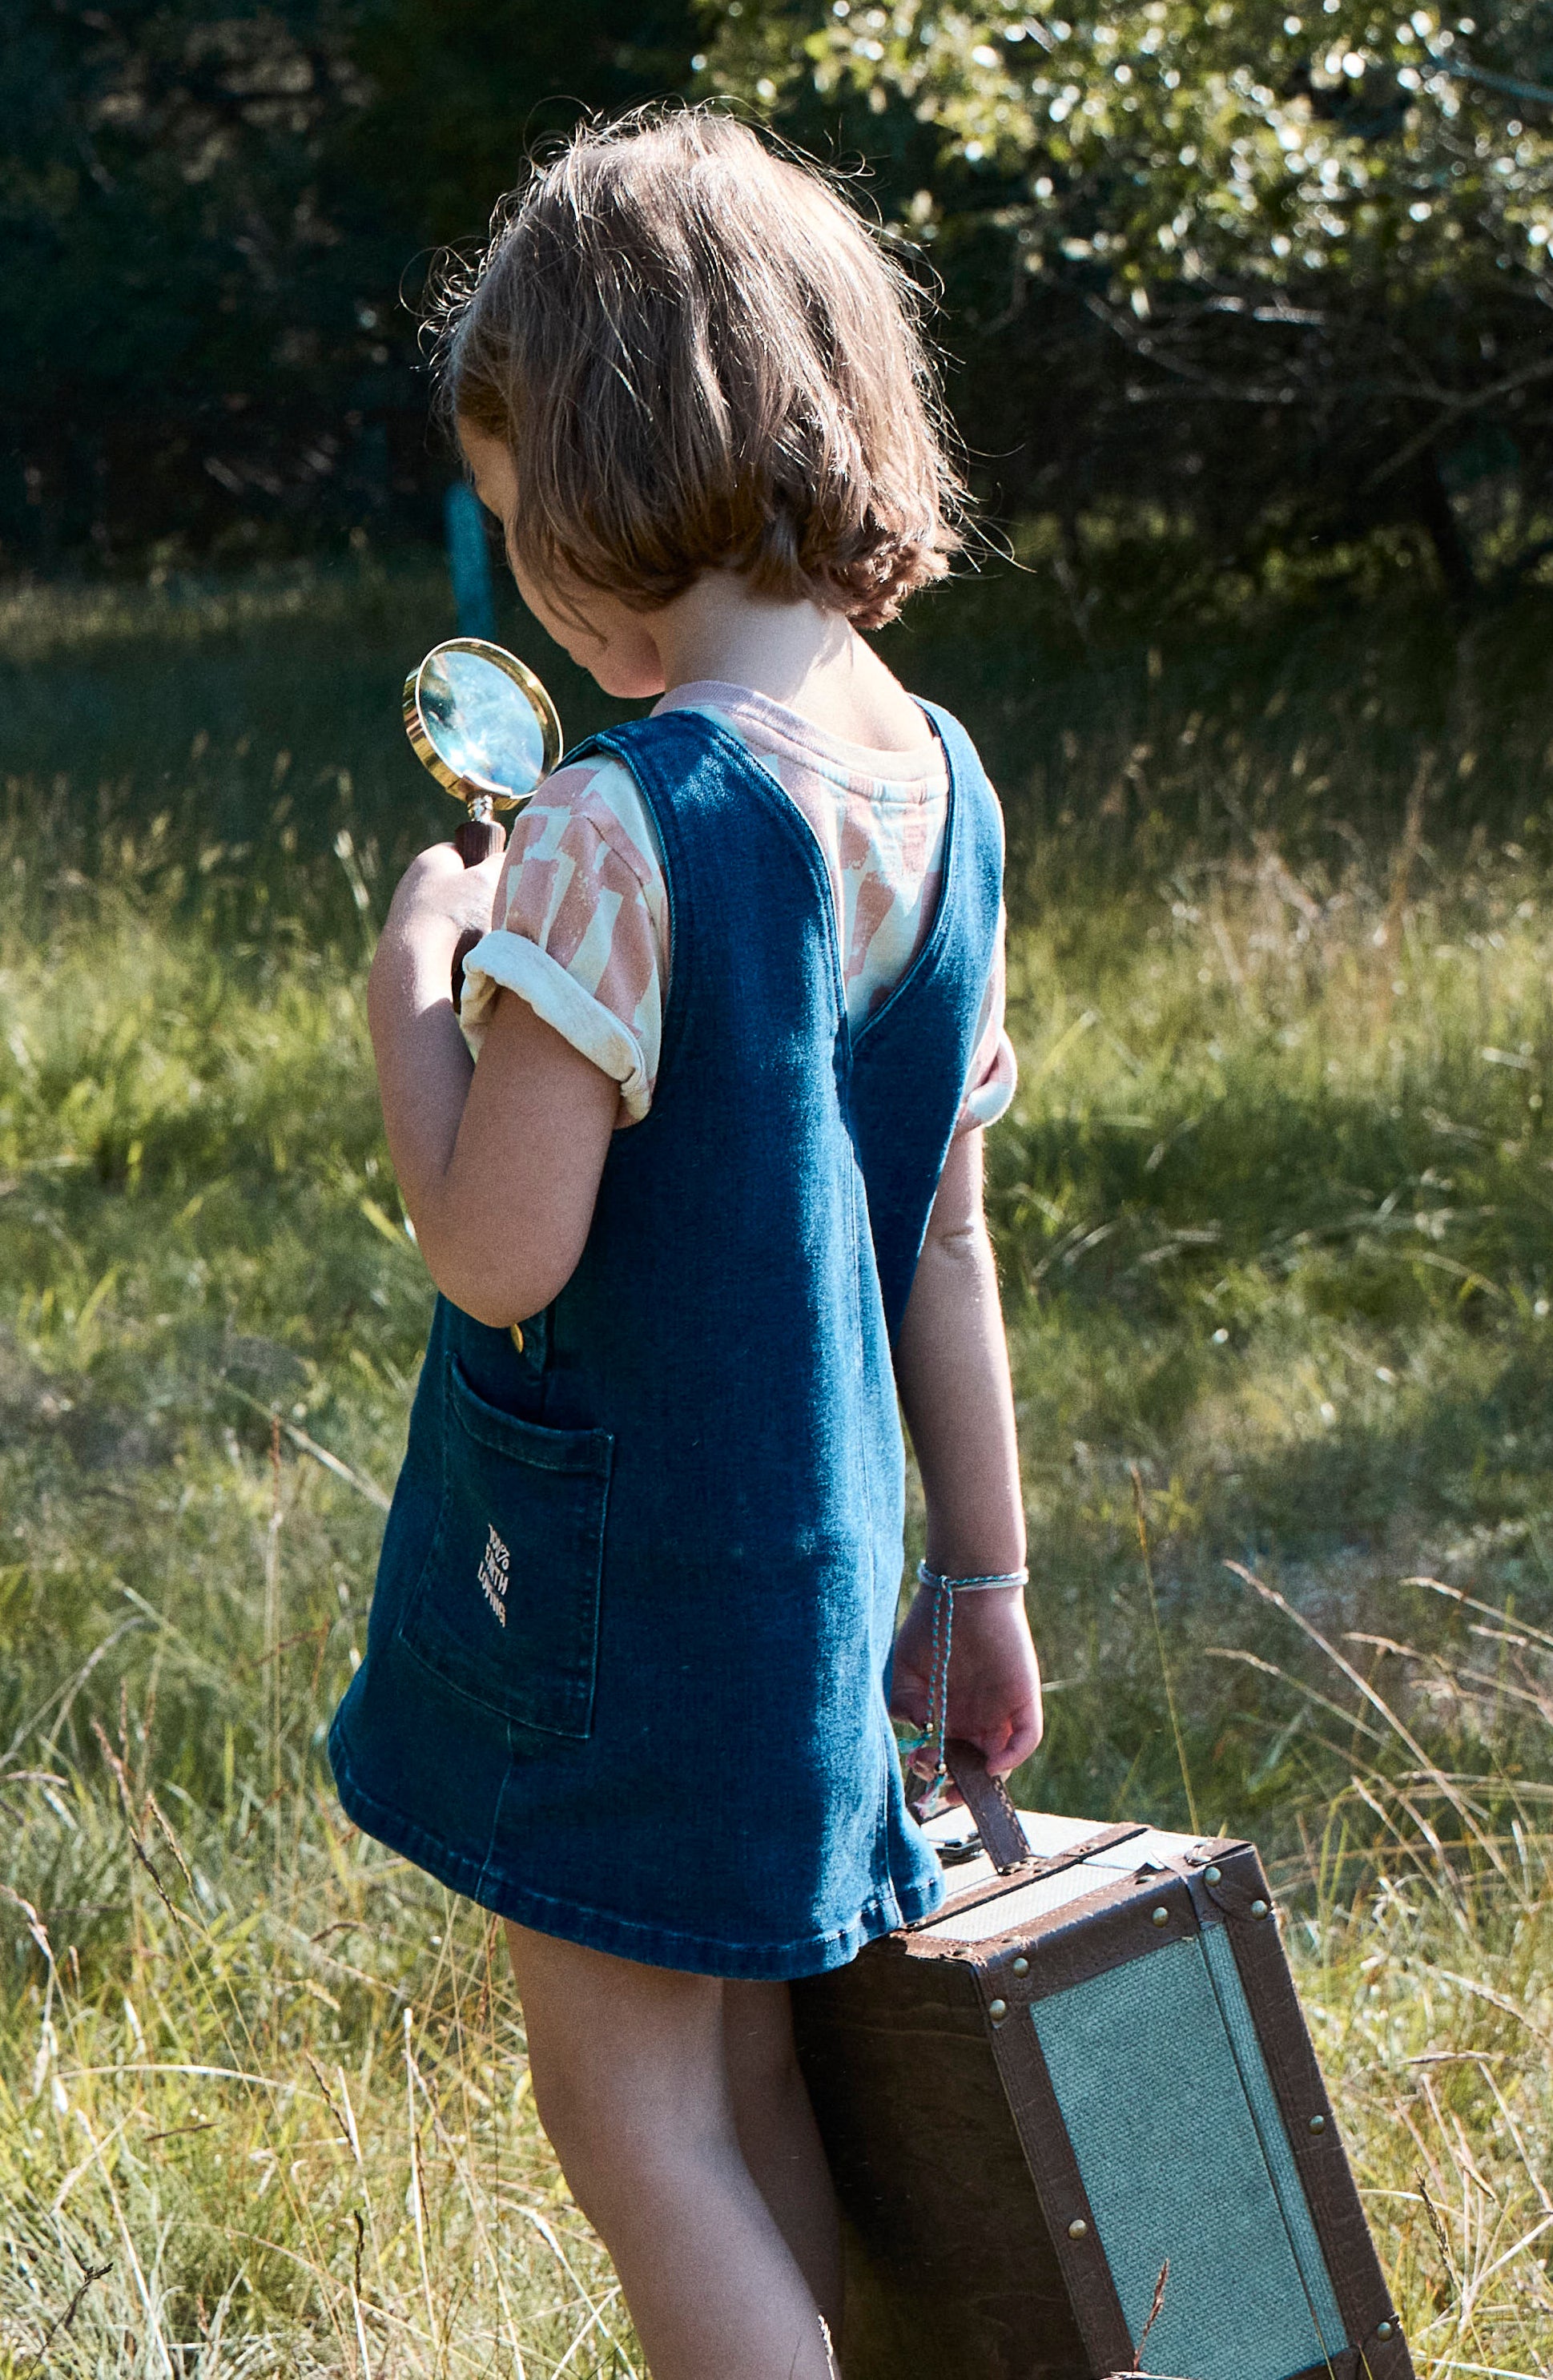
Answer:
[
  {"xmin": 1, "ymin": 0, "xmax": 695, "ymax": 566},
  {"xmin": 705, "ymin": 2, "xmax": 1553, "ymax": 598},
  {"xmin": 3, "ymin": 2, "xmax": 385, "ymax": 561},
  {"xmin": 6, "ymin": 0, "xmax": 1553, "ymax": 598}
]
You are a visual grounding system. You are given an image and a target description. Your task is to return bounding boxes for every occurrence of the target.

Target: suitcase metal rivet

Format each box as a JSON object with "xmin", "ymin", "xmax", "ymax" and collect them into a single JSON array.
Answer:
[
  {"xmin": 1251, "ymin": 1898, "xmax": 1270, "ymax": 1919},
  {"xmin": 1309, "ymin": 2113, "xmax": 1326, "ymax": 2133},
  {"xmin": 1203, "ymin": 1864, "xmax": 1222, "ymax": 1884},
  {"xmin": 1012, "ymin": 1955, "xmax": 1029, "ymax": 1975},
  {"xmin": 988, "ymin": 1998, "xmax": 1008, "ymax": 2023},
  {"xmin": 1377, "ymin": 2322, "xmax": 1394, "ymax": 2340},
  {"xmin": 1151, "ymin": 1904, "xmax": 1169, "ymax": 1926},
  {"xmin": 1067, "ymin": 2219, "xmax": 1088, "ymax": 2241}
]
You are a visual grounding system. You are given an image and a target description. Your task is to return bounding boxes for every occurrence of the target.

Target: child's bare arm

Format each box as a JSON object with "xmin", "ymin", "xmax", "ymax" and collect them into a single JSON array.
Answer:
[
  {"xmin": 895, "ymin": 1130, "xmax": 1024, "ymax": 1573},
  {"xmin": 891, "ymin": 1129, "xmax": 1044, "ymax": 1778},
  {"xmin": 368, "ymin": 843, "xmax": 618, "ymax": 1327}
]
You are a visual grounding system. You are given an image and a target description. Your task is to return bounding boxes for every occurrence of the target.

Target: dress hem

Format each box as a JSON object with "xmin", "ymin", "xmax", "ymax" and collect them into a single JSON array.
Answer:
[{"xmin": 328, "ymin": 1724, "xmax": 943, "ymax": 1981}]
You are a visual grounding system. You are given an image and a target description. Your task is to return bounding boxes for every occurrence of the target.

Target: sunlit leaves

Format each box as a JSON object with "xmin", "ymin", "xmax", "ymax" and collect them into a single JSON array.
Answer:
[{"xmin": 706, "ymin": 1, "xmax": 1553, "ymax": 292}]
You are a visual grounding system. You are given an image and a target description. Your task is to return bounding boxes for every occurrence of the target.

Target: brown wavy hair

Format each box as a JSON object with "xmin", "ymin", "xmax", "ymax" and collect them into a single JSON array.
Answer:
[{"xmin": 430, "ymin": 107, "xmax": 964, "ymax": 631}]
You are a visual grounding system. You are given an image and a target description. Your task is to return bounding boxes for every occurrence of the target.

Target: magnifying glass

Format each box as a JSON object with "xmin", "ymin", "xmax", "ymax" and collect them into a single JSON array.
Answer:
[{"xmin": 403, "ymin": 636, "xmax": 563, "ymax": 994}]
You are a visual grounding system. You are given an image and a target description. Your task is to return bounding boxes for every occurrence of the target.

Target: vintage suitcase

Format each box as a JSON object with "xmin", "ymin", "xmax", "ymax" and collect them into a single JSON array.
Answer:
[{"xmin": 792, "ymin": 1749, "xmax": 1413, "ymax": 2380}]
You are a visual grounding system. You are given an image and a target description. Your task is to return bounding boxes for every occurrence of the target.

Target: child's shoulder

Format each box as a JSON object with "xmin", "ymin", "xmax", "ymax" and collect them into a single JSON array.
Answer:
[{"xmin": 512, "ymin": 749, "xmax": 665, "ymax": 890}]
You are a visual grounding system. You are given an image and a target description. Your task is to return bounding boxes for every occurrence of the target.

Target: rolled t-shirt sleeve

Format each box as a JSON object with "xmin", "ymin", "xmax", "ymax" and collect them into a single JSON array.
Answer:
[
  {"xmin": 956, "ymin": 908, "xmax": 1017, "ymax": 1134},
  {"xmin": 458, "ymin": 756, "xmax": 669, "ymax": 1127}
]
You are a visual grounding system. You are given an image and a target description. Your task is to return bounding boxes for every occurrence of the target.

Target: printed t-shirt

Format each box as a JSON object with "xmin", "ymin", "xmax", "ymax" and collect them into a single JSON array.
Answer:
[{"xmin": 460, "ymin": 681, "xmax": 1016, "ymax": 1134}]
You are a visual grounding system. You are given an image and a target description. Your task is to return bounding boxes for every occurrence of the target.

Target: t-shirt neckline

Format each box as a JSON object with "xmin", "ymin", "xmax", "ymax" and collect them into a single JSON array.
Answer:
[{"xmin": 654, "ymin": 679, "xmax": 945, "ymax": 786}]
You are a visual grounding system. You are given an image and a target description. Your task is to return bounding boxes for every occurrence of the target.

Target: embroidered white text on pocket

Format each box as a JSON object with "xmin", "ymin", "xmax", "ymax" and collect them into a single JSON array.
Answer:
[{"xmin": 479, "ymin": 1524, "xmax": 511, "ymax": 1626}]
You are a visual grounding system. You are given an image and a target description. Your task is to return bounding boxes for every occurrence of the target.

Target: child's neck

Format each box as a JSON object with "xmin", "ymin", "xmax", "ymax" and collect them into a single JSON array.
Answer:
[{"xmin": 650, "ymin": 573, "xmax": 933, "ymax": 756}]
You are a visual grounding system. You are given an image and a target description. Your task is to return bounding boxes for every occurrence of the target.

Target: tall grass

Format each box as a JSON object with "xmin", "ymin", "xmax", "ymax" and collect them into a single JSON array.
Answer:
[
  {"xmin": 2, "ymin": 560, "xmax": 1551, "ymax": 2374},
  {"xmin": 2, "ymin": 1752, "xmax": 633, "ymax": 2379}
]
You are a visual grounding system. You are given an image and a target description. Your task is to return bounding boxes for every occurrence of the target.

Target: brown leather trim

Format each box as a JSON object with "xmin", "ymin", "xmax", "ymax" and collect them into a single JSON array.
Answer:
[
  {"xmin": 908, "ymin": 1822, "xmax": 1151, "ymax": 1936},
  {"xmin": 1184, "ymin": 1853, "xmax": 1417, "ymax": 2380},
  {"xmin": 1000, "ymin": 1870, "xmax": 1203, "ymax": 2002},
  {"xmin": 974, "ymin": 1963, "xmax": 1137, "ymax": 2374},
  {"xmin": 1354, "ymin": 2326, "xmax": 1416, "ymax": 2380},
  {"xmin": 944, "ymin": 1738, "xmax": 1032, "ymax": 1871}
]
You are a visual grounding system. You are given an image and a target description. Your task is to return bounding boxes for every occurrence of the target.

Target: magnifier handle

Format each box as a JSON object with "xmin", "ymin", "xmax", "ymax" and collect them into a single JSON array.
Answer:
[
  {"xmin": 451, "ymin": 814, "xmax": 506, "ymax": 1003},
  {"xmin": 453, "ymin": 815, "xmax": 505, "ymax": 867}
]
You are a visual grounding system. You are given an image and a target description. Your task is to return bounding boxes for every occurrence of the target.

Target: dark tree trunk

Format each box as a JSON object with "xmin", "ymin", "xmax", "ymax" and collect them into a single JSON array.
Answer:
[{"xmin": 1415, "ymin": 449, "xmax": 1478, "ymax": 608}]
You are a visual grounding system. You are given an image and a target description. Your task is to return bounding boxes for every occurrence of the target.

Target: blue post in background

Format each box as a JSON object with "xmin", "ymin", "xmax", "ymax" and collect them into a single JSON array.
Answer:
[{"xmin": 444, "ymin": 481, "xmax": 497, "ymax": 641}]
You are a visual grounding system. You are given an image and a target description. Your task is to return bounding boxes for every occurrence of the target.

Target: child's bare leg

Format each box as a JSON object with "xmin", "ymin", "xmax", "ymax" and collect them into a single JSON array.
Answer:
[
  {"xmin": 722, "ymin": 1980, "xmax": 843, "ymax": 2338},
  {"xmin": 505, "ymin": 1923, "xmax": 838, "ymax": 2380}
]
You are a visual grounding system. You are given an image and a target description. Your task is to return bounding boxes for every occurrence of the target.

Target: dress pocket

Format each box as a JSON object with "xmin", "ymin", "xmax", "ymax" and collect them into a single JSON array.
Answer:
[{"xmin": 397, "ymin": 1357, "xmax": 614, "ymax": 1739}]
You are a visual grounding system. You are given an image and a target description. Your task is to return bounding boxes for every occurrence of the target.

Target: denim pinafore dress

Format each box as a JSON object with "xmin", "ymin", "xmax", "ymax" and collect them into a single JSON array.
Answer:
[{"xmin": 328, "ymin": 703, "xmax": 1004, "ymax": 1978}]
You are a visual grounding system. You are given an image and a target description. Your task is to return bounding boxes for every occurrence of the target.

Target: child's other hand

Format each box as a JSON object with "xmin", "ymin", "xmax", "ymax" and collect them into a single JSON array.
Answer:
[{"xmin": 889, "ymin": 1583, "xmax": 1044, "ymax": 1786}]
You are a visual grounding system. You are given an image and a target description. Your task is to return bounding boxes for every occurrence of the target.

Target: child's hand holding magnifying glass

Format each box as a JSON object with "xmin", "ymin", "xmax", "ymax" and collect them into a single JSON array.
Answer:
[{"xmin": 401, "ymin": 636, "xmax": 562, "ymax": 1002}]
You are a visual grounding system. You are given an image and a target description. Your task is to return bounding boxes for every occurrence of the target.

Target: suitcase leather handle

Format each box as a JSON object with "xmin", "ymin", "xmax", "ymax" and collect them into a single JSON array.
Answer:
[{"xmin": 944, "ymin": 1739, "xmax": 1033, "ymax": 1875}]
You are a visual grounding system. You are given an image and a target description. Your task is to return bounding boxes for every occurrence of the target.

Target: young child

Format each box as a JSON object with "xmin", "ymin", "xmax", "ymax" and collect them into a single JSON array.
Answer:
[{"xmin": 328, "ymin": 106, "xmax": 1043, "ymax": 2380}]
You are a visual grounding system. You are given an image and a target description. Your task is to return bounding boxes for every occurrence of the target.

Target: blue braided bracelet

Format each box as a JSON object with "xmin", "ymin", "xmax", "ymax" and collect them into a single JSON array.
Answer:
[
  {"xmin": 904, "ymin": 1564, "xmax": 1028, "ymax": 1818},
  {"xmin": 916, "ymin": 1562, "xmax": 1029, "ymax": 1595}
]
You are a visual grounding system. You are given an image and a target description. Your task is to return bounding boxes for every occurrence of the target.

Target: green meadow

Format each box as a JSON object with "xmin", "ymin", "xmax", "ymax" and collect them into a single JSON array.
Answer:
[{"xmin": 2, "ymin": 557, "xmax": 1551, "ymax": 2375}]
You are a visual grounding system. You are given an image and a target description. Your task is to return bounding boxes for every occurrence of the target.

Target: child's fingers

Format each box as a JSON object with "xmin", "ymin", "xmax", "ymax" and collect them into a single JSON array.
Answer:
[
  {"xmin": 984, "ymin": 1697, "xmax": 1044, "ymax": 1778},
  {"xmin": 887, "ymin": 1671, "xmax": 930, "ymax": 1729},
  {"xmin": 406, "ymin": 838, "xmax": 467, "ymax": 879}
]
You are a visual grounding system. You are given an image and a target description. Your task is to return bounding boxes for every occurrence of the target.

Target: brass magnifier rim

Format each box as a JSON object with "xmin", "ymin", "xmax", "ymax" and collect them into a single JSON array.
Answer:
[{"xmin": 402, "ymin": 635, "xmax": 563, "ymax": 812}]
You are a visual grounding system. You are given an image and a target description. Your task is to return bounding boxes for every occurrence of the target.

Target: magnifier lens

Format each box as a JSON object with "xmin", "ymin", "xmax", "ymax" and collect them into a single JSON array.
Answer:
[{"xmin": 404, "ymin": 638, "xmax": 562, "ymax": 813}]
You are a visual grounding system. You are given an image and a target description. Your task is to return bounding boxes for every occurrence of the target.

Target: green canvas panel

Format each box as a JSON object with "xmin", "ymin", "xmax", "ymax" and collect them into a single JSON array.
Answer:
[
  {"xmin": 1198, "ymin": 1920, "xmax": 1346, "ymax": 2347},
  {"xmin": 1031, "ymin": 1934, "xmax": 1344, "ymax": 2380}
]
